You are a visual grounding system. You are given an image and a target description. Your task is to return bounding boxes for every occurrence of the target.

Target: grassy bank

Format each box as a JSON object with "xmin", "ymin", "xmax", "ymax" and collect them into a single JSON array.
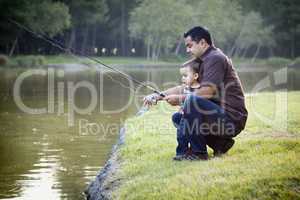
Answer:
[{"xmin": 112, "ymin": 91, "xmax": 300, "ymax": 199}]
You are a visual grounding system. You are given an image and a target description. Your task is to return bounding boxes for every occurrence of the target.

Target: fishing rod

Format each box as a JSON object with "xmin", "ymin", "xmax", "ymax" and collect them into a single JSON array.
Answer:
[{"xmin": 8, "ymin": 19, "xmax": 166, "ymax": 98}]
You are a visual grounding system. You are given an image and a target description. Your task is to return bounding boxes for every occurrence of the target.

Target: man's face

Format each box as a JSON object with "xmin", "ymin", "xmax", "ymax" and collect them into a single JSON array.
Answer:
[{"xmin": 184, "ymin": 36, "xmax": 206, "ymax": 58}]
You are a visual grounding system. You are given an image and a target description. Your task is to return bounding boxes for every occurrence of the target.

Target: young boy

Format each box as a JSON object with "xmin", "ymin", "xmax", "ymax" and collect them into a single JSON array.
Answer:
[{"xmin": 172, "ymin": 59, "xmax": 205, "ymax": 161}]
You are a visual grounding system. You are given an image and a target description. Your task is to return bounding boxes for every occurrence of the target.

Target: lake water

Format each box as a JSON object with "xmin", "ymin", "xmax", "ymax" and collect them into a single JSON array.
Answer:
[{"xmin": 0, "ymin": 65, "xmax": 299, "ymax": 199}]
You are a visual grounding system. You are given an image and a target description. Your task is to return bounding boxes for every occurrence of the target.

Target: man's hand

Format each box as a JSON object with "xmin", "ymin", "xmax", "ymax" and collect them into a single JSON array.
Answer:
[
  {"xmin": 163, "ymin": 94, "xmax": 185, "ymax": 106},
  {"xmin": 143, "ymin": 93, "xmax": 164, "ymax": 106}
]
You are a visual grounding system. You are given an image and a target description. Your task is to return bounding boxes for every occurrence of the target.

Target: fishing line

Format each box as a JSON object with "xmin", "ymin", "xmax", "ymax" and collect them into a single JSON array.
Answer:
[
  {"xmin": 8, "ymin": 19, "xmax": 165, "ymax": 97},
  {"xmin": 8, "ymin": 19, "xmax": 165, "ymax": 116},
  {"xmin": 15, "ymin": 20, "xmax": 136, "ymax": 92}
]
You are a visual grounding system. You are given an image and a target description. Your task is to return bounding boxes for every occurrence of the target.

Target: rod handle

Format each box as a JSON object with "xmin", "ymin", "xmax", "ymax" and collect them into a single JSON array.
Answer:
[{"xmin": 154, "ymin": 90, "xmax": 166, "ymax": 98}]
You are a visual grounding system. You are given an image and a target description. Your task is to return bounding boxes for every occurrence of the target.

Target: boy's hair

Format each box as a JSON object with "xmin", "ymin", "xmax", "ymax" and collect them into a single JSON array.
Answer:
[
  {"xmin": 181, "ymin": 59, "xmax": 201, "ymax": 81},
  {"xmin": 182, "ymin": 59, "xmax": 201, "ymax": 74}
]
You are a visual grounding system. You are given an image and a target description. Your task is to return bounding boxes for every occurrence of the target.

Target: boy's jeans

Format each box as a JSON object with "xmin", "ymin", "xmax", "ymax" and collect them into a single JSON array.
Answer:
[{"xmin": 172, "ymin": 95, "xmax": 237, "ymax": 155}]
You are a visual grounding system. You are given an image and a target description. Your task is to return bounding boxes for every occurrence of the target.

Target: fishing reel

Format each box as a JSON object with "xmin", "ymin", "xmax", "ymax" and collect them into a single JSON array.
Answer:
[{"xmin": 144, "ymin": 91, "xmax": 165, "ymax": 105}]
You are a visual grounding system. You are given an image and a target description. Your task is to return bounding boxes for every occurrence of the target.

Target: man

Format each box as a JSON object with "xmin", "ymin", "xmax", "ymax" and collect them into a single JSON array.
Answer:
[{"xmin": 144, "ymin": 26, "xmax": 248, "ymax": 160}]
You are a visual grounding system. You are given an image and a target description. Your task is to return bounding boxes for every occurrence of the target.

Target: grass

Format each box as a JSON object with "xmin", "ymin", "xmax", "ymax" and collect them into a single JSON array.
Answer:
[
  {"xmin": 45, "ymin": 55, "xmax": 178, "ymax": 65},
  {"xmin": 3, "ymin": 55, "xmax": 300, "ymax": 68},
  {"xmin": 112, "ymin": 91, "xmax": 300, "ymax": 199},
  {"xmin": 6, "ymin": 55, "xmax": 180, "ymax": 67}
]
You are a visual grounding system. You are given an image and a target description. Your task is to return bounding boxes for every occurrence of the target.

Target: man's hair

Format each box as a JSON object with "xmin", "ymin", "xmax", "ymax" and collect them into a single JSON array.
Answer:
[
  {"xmin": 184, "ymin": 26, "xmax": 213, "ymax": 45},
  {"xmin": 182, "ymin": 59, "xmax": 202, "ymax": 81}
]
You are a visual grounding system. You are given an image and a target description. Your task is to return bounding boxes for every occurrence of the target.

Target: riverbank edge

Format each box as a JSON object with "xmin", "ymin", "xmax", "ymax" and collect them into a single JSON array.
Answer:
[
  {"xmin": 24, "ymin": 62, "xmax": 300, "ymax": 70},
  {"xmin": 84, "ymin": 127, "xmax": 125, "ymax": 200}
]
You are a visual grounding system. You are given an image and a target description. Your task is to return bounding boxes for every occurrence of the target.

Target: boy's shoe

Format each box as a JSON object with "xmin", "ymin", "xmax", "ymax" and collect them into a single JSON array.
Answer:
[
  {"xmin": 213, "ymin": 138, "xmax": 235, "ymax": 157},
  {"xmin": 173, "ymin": 154, "xmax": 187, "ymax": 161},
  {"xmin": 186, "ymin": 153, "xmax": 208, "ymax": 161}
]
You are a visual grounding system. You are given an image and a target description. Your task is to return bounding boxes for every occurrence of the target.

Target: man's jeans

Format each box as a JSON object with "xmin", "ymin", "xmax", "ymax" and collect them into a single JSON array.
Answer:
[{"xmin": 172, "ymin": 95, "xmax": 237, "ymax": 155}]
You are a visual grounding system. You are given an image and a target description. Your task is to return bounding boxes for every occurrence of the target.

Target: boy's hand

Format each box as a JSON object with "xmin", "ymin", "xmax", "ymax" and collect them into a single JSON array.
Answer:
[
  {"xmin": 143, "ymin": 93, "xmax": 163, "ymax": 106},
  {"xmin": 163, "ymin": 95, "xmax": 185, "ymax": 106}
]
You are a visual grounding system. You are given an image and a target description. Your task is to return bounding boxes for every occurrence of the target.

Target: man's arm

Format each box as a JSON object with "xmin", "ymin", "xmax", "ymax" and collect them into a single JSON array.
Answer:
[
  {"xmin": 194, "ymin": 85, "xmax": 216, "ymax": 99},
  {"xmin": 163, "ymin": 85, "xmax": 216, "ymax": 106},
  {"xmin": 161, "ymin": 85, "xmax": 184, "ymax": 96}
]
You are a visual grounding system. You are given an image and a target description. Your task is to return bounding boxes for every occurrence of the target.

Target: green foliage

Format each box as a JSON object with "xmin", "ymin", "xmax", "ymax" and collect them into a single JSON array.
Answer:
[
  {"xmin": 290, "ymin": 57, "xmax": 300, "ymax": 67},
  {"xmin": 237, "ymin": 0, "xmax": 300, "ymax": 58},
  {"xmin": 234, "ymin": 12, "xmax": 274, "ymax": 51},
  {"xmin": 266, "ymin": 57, "xmax": 292, "ymax": 67},
  {"xmin": 128, "ymin": 0, "xmax": 259, "ymax": 58},
  {"xmin": 24, "ymin": 1, "xmax": 71, "ymax": 37},
  {"xmin": 1, "ymin": 0, "xmax": 300, "ymax": 58},
  {"xmin": 66, "ymin": 0, "xmax": 108, "ymax": 26},
  {"xmin": 0, "ymin": 0, "xmax": 71, "ymax": 37},
  {"xmin": 129, "ymin": 0, "xmax": 193, "ymax": 59},
  {"xmin": 160, "ymin": 54, "xmax": 187, "ymax": 63},
  {"xmin": 191, "ymin": 0, "xmax": 243, "ymax": 49},
  {"xmin": 7, "ymin": 55, "xmax": 46, "ymax": 68}
]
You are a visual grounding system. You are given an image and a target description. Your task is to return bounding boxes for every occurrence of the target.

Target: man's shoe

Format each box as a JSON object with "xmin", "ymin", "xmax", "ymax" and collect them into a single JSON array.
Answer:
[
  {"xmin": 214, "ymin": 138, "xmax": 235, "ymax": 157},
  {"xmin": 173, "ymin": 154, "xmax": 186, "ymax": 161},
  {"xmin": 186, "ymin": 153, "xmax": 208, "ymax": 161}
]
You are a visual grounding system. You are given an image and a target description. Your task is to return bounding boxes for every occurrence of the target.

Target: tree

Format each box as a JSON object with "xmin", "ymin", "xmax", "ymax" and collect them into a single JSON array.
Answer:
[
  {"xmin": 129, "ymin": 0, "xmax": 193, "ymax": 60},
  {"xmin": 190, "ymin": 0, "xmax": 243, "ymax": 53},
  {"xmin": 230, "ymin": 12, "xmax": 275, "ymax": 58},
  {"xmin": 237, "ymin": 0, "xmax": 300, "ymax": 58},
  {"xmin": 275, "ymin": 0, "xmax": 300, "ymax": 58},
  {"xmin": 0, "ymin": 0, "xmax": 71, "ymax": 55},
  {"xmin": 63, "ymin": 0, "xmax": 108, "ymax": 54},
  {"xmin": 102, "ymin": 0, "xmax": 138, "ymax": 56},
  {"xmin": 25, "ymin": 1, "xmax": 70, "ymax": 37}
]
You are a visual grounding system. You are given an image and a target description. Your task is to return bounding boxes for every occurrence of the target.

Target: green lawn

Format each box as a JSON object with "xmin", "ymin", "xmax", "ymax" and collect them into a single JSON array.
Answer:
[
  {"xmin": 45, "ymin": 55, "xmax": 181, "ymax": 65},
  {"xmin": 3, "ymin": 55, "xmax": 299, "ymax": 69},
  {"xmin": 1, "ymin": 54, "xmax": 182, "ymax": 69},
  {"xmin": 113, "ymin": 91, "xmax": 300, "ymax": 199}
]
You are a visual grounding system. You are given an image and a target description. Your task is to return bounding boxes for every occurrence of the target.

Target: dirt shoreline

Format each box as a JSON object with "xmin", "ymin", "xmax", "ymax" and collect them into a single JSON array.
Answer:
[{"xmin": 84, "ymin": 127, "xmax": 125, "ymax": 200}]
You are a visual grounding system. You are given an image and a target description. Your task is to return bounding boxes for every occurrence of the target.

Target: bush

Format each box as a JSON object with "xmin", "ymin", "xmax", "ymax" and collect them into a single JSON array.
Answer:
[
  {"xmin": 290, "ymin": 57, "xmax": 300, "ymax": 67},
  {"xmin": 9, "ymin": 55, "xmax": 46, "ymax": 68},
  {"xmin": 0, "ymin": 55, "xmax": 8, "ymax": 66},
  {"xmin": 35, "ymin": 55, "xmax": 46, "ymax": 67},
  {"xmin": 160, "ymin": 54, "xmax": 187, "ymax": 63},
  {"xmin": 266, "ymin": 57, "xmax": 292, "ymax": 67}
]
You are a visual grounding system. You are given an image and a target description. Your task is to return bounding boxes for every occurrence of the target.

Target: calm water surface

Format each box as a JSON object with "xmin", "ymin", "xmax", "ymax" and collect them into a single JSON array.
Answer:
[{"xmin": 0, "ymin": 65, "xmax": 299, "ymax": 199}]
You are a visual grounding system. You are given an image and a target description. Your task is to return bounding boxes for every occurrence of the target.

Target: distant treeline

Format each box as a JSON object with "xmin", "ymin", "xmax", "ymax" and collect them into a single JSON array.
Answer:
[{"xmin": 0, "ymin": 0, "xmax": 299, "ymax": 59}]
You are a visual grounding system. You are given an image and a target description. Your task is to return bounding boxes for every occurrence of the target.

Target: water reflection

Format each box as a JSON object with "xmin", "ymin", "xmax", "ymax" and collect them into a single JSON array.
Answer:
[{"xmin": 17, "ymin": 146, "xmax": 62, "ymax": 199}]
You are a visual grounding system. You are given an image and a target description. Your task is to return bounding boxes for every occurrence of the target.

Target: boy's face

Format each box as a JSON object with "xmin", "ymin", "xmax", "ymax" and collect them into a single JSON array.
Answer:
[{"xmin": 180, "ymin": 67, "xmax": 198, "ymax": 87}]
